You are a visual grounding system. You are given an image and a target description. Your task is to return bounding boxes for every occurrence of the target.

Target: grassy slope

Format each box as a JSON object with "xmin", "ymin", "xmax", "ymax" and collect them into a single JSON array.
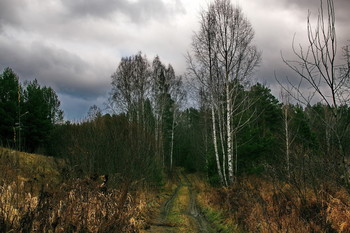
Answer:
[
  {"xmin": 0, "ymin": 147, "xmax": 63, "ymax": 190},
  {"xmin": 0, "ymin": 147, "xmax": 151, "ymax": 232}
]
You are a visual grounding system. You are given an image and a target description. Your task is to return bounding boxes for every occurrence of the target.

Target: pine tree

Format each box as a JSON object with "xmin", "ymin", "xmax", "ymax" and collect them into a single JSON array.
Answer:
[{"xmin": 0, "ymin": 67, "xmax": 21, "ymax": 147}]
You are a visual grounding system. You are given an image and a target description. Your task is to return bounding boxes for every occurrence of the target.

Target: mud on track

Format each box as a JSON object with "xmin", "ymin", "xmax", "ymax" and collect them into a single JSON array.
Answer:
[
  {"xmin": 144, "ymin": 168, "xmax": 215, "ymax": 233},
  {"xmin": 183, "ymin": 172, "xmax": 213, "ymax": 233}
]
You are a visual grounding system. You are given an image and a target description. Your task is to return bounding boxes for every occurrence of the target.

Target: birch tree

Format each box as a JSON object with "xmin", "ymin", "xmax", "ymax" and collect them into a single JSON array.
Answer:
[
  {"xmin": 110, "ymin": 53, "xmax": 183, "ymax": 171},
  {"xmin": 152, "ymin": 57, "xmax": 173, "ymax": 167},
  {"xmin": 110, "ymin": 52, "xmax": 151, "ymax": 124},
  {"xmin": 214, "ymin": 1, "xmax": 261, "ymax": 182},
  {"xmin": 152, "ymin": 57, "xmax": 184, "ymax": 169},
  {"xmin": 188, "ymin": 0, "xmax": 260, "ymax": 185},
  {"xmin": 188, "ymin": 2, "xmax": 225, "ymax": 184},
  {"xmin": 281, "ymin": 90, "xmax": 296, "ymax": 179},
  {"xmin": 169, "ymin": 75, "xmax": 185, "ymax": 170}
]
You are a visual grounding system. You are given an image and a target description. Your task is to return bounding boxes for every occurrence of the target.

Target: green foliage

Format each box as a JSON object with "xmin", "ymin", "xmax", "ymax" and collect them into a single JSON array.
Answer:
[
  {"xmin": 236, "ymin": 83, "xmax": 282, "ymax": 175},
  {"xmin": 291, "ymin": 105, "xmax": 317, "ymax": 150},
  {"xmin": 0, "ymin": 68, "xmax": 21, "ymax": 147},
  {"xmin": 0, "ymin": 68, "xmax": 63, "ymax": 153},
  {"xmin": 22, "ymin": 79, "xmax": 63, "ymax": 152},
  {"xmin": 174, "ymin": 108, "xmax": 206, "ymax": 173},
  {"xmin": 250, "ymin": 83, "xmax": 282, "ymax": 133},
  {"xmin": 161, "ymin": 93, "xmax": 175, "ymax": 165}
]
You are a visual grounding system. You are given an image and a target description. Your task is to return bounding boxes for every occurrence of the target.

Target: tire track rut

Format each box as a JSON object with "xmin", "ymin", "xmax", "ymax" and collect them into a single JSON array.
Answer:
[
  {"xmin": 145, "ymin": 168, "xmax": 215, "ymax": 233},
  {"xmin": 182, "ymin": 171, "xmax": 214, "ymax": 233}
]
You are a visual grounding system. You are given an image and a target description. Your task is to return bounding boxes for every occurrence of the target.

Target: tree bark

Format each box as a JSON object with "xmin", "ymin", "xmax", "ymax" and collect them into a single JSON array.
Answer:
[
  {"xmin": 170, "ymin": 108, "xmax": 176, "ymax": 170},
  {"xmin": 211, "ymin": 103, "xmax": 224, "ymax": 185},
  {"xmin": 226, "ymin": 77, "xmax": 234, "ymax": 183}
]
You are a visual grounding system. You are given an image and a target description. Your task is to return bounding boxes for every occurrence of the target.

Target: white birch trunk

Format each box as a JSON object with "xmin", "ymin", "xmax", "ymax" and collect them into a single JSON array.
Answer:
[
  {"xmin": 218, "ymin": 110, "xmax": 228, "ymax": 186},
  {"xmin": 235, "ymin": 134, "xmax": 238, "ymax": 178},
  {"xmin": 155, "ymin": 118, "xmax": 158, "ymax": 154},
  {"xmin": 226, "ymin": 81, "xmax": 234, "ymax": 183},
  {"xmin": 284, "ymin": 106, "xmax": 290, "ymax": 178},
  {"xmin": 211, "ymin": 103, "xmax": 224, "ymax": 185},
  {"xmin": 170, "ymin": 109, "xmax": 176, "ymax": 170}
]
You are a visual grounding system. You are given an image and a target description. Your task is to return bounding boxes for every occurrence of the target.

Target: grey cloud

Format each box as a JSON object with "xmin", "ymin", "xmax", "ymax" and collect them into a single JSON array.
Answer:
[
  {"xmin": 261, "ymin": 0, "xmax": 350, "ymax": 40},
  {"xmin": 130, "ymin": 0, "xmax": 185, "ymax": 23},
  {"xmin": 254, "ymin": 0, "xmax": 350, "ymax": 88},
  {"xmin": 278, "ymin": 0, "xmax": 318, "ymax": 10},
  {"xmin": 61, "ymin": 0, "xmax": 128, "ymax": 18},
  {"xmin": 0, "ymin": 0, "xmax": 348, "ymax": 120},
  {"xmin": 62, "ymin": 0, "xmax": 185, "ymax": 23},
  {"xmin": 0, "ymin": 0, "xmax": 27, "ymax": 28},
  {"xmin": 278, "ymin": 0, "xmax": 350, "ymax": 10},
  {"xmin": 0, "ymin": 39, "xmax": 110, "ymax": 100},
  {"xmin": 278, "ymin": 0, "xmax": 350, "ymax": 25}
]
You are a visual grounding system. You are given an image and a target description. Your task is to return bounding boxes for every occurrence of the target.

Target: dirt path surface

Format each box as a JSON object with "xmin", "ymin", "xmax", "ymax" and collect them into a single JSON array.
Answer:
[{"xmin": 144, "ymin": 169, "xmax": 215, "ymax": 233}]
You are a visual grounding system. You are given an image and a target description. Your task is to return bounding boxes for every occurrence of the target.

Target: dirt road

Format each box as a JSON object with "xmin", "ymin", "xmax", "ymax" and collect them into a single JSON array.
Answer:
[{"xmin": 145, "ymin": 169, "xmax": 215, "ymax": 233}]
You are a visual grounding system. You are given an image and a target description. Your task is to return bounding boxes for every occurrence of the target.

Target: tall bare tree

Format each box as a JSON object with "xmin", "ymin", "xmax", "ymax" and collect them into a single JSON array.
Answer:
[
  {"xmin": 281, "ymin": 0, "xmax": 350, "ymax": 183},
  {"xmin": 188, "ymin": 2, "xmax": 225, "ymax": 184},
  {"xmin": 111, "ymin": 53, "xmax": 184, "ymax": 171},
  {"xmin": 188, "ymin": 0, "xmax": 261, "ymax": 185},
  {"xmin": 169, "ymin": 75, "xmax": 186, "ymax": 170},
  {"xmin": 283, "ymin": 0, "xmax": 349, "ymax": 112},
  {"xmin": 151, "ymin": 57, "xmax": 184, "ymax": 169},
  {"xmin": 110, "ymin": 52, "xmax": 151, "ymax": 124}
]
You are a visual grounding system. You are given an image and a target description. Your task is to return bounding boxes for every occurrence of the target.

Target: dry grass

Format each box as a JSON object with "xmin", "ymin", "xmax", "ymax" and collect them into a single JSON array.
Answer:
[
  {"xmin": 0, "ymin": 147, "xmax": 64, "ymax": 188},
  {"xmin": 0, "ymin": 177, "xmax": 150, "ymax": 232},
  {"xmin": 205, "ymin": 176, "xmax": 350, "ymax": 233},
  {"xmin": 326, "ymin": 188, "xmax": 350, "ymax": 232},
  {"xmin": 187, "ymin": 173, "xmax": 240, "ymax": 232},
  {"xmin": 0, "ymin": 147, "xmax": 154, "ymax": 233}
]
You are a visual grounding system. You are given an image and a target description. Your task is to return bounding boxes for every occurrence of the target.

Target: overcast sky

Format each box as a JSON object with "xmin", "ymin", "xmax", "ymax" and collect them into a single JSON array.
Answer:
[{"xmin": 1, "ymin": 0, "xmax": 349, "ymax": 120}]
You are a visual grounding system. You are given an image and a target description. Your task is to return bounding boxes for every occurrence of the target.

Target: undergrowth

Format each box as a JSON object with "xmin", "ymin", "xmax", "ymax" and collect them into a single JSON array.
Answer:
[
  {"xmin": 0, "ymin": 178, "xmax": 149, "ymax": 232},
  {"xmin": 187, "ymin": 173, "xmax": 240, "ymax": 233},
  {"xmin": 0, "ymin": 147, "xmax": 154, "ymax": 233},
  {"xmin": 206, "ymin": 176, "xmax": 350, "ymax": 233}
]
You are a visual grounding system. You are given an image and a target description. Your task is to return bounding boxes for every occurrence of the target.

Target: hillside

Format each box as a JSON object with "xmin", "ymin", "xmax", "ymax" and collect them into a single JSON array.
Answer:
[
  {"xmin": 0, "ymin": 147, "xmax": 64, "ymax": 189},
  {"xmin": 0, "ymin": 147, "xmax": 150, "ymax": 232}
]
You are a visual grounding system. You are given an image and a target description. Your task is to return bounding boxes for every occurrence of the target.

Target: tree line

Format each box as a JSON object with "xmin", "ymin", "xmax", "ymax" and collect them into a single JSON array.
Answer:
[
  {"xmin": 45, "ymin": 53, "xmax": 185, "ymax": 183},
  {"xmin": 1, "ymin": 0, "xmax": 350, "ymax": 189}
]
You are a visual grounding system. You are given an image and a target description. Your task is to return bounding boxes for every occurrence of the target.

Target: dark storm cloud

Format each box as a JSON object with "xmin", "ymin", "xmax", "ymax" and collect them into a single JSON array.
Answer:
[
  {"xmin": 0, "ymin": 39, "xmax": 109, "ymax": 100},
  {"xmin": 0, "ymin": 0, "xmax": 348, "ymax": 120},
  {"xmin": 62, "ymin": 0, "xmax": 185, "ymax": 23},
  {"xmin": 0, "ymin": 0, "xmax": 187, "ymax": 120}
]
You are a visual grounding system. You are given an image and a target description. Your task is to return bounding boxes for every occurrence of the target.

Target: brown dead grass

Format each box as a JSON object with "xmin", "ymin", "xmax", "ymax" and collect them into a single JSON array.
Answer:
[
  {"xmin": 187, "ymin": 173, "xmax": 240, "ymax": 232},
  {"xmin": 0, "ymin": 147, "xmax": 156, "ymax": 233},
  {"xmin": 205, "ymin": 176, "xmax": 350, "ymax": 233},
  {"xmin": 0, "ymin": 177, "xmax": 151, "ymax": 233},
  {"xmin": 0, "ymin": 147, "xmax": 64, "ymax": 189}
]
